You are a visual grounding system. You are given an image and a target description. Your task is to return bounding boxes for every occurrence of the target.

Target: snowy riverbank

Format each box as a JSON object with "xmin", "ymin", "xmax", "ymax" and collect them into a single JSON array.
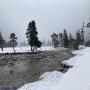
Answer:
[
  {"xmin": 18, "ymin": 47, "xmax": 90, "ymax": 90},
  {"xmin": 0, "ymin": 46, "xmax": 54, "ymax": 54}
]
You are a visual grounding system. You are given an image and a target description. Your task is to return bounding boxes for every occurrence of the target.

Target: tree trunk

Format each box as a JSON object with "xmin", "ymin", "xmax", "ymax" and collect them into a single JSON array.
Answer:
[
  {"xmin": 1, "ymin": 45, "xmax": 3, "ymax": 51},
  {"xmin": 31, "ymin": 46, "xmax": 33, "ymax": 51},
  {"xmin": 1, "ymin": 47, "xmax": 3, "ymax": 51},
  {"xmin": 13, "ymin": 43, "xmax": 14, "ymax": 51}
]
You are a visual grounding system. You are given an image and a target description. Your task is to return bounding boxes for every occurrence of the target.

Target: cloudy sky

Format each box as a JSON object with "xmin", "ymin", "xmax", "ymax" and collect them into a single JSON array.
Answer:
[{"xmin": 0, "ymin": 0, "xmax": 90, "ymax": 42}]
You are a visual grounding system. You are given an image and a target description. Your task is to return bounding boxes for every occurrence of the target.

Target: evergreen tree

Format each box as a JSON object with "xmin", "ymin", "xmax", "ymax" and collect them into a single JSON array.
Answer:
[
  {"xmin": 58, "ymin": 33, "xmax": 64, "ymax": 47},
  {"xmin": 69, "ymin": 33, "xmax": 74, "ymax": 46},
  {"xmin": 69, "ymin": 33, "xmax": 72, "ymax": 43},
  {"xmin": 10, "ymin": 33, "xmax": 17, "ymax": 51},
  {"xmin": 76, "ymin": 31, "xmax": 81, "ymax": 45},
  {"xmin": 63, "ymin": 29, "xmax": 69, "ymax": 47},
  {"xmin": 80, "ymin": 30, "xmax": 84, "ymax": 45},
  {"xmin": 51, "ymin": 33, "xmax": 59, "ymax": 47},
  {"xmin": 74, "ymin": 31, "xmax": 81, "ymax": 50},
  {"xmin": 26, "ymin": 20, "xmax": 42, "ymax": 51},
  {"xmin": 0, "ymin": 32, "xmax": 5, "ymax": 51}
]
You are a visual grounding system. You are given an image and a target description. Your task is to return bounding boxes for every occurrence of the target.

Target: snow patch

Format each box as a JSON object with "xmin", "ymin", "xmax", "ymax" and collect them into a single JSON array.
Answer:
[{"xmin": 18, "ymin": 71, "xmax": 63, "ymax": 90}]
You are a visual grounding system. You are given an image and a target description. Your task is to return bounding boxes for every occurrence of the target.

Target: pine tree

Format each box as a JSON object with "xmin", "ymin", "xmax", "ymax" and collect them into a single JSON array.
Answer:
[
  {"xmin": 63, "ymin": 29, "xmax": 69, "ymax": 47},
  {"xmin": 76, "ymin": 31, "xmax": 81, "ymax": 45},
  {"xmin": 0, "ymin": 32, "xmax": 5, "ymax": 51},
  {"xmin": 51, "ymin": 33, "xmax": 59, "ymax": 47},
  {"xmin": 69, "ymin": 34, "xmax": 72, "ymax": 42},
  {"xmin": 81, "ymin": 30, "xmax": 84, "ymax": 45},
  {"xmin": 69, "ymin": 33, "xmax": 74, "ymax": 46},
  {"xmin": 26, "ymin": 20, "xmax": 42, "ymax": 51},
  {"xmin": 74, "ymin": 31, "xmax": 81, "ymax": 50},
  {"xmin": 10, "ymin": 33, "xmax": 17, "ymax": 51},
  {"xmin": 58, "ymin": 33, "xmax": 64, "ymax": 47}
]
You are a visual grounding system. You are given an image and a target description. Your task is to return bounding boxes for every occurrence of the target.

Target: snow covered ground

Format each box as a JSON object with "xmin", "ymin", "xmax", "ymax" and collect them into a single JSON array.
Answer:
[
  {"xmin": 18, "ymin": 47, "xmax": 90, "ymax": 90},
  {"xmin": 0, "ymin": 46, "xmax": 54, "ymax": 54}
]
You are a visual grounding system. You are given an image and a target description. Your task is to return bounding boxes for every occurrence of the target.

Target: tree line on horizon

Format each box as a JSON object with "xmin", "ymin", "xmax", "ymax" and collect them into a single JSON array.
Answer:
[
  {"xmin": 0, "ymin": 20, "xmax": 90, "ymax": 51},
  {"xmin": 51, "ymin": 21, "xmax": 90, "ymax": 50},
  {"xmin": 51, "ymin": 29, "xmax": 84, "ymax": 50}
]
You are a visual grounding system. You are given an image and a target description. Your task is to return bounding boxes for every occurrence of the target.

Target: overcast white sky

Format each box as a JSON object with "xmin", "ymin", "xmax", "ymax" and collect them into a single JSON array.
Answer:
[{"xmin": 0, "ymin": 0, "xmax": 90, "ymax": 42}]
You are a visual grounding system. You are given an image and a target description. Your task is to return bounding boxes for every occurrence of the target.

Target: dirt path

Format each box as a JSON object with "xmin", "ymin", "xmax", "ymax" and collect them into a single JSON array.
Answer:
[{"xmin": 0, "ymin": 48, "xmax": 73, "ymax": 88}]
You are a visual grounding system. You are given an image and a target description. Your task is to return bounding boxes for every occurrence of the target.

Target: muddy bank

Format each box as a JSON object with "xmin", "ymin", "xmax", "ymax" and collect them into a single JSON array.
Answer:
[{"xmin": 0, "ymin": 48, "xmax": 73, "ymax": 88}]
